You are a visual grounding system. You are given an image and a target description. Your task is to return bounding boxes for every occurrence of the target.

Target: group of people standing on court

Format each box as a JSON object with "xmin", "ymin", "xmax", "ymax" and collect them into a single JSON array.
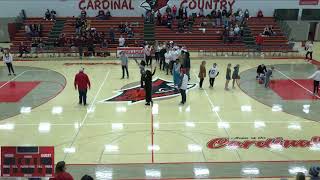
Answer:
[{"xmin": 197, "ymin": 61, "xmax": 240, "ymax": 90}]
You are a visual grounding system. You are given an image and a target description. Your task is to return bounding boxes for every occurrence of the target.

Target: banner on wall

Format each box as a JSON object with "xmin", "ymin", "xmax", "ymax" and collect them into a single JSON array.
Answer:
[
  {"xmin": 78, "ymin": 0, "xmax": 236, "ymax": 16},
  {"xmin": 116, "ymin": 47, "xmax": 145, "ymax": 58},
  {"xmin": 299, "ymin": 0, "xmax": 319, "ymax": 5}
]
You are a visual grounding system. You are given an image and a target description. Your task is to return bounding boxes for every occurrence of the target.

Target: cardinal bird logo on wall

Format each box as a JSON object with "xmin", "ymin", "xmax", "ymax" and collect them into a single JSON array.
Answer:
[
  {"xmin": 100, "ymin": 78, "xmax": 196, "ymax": 104},
  {"xmin": 140, "ymin": 0, "xmax": 169, "ymax": 11}
]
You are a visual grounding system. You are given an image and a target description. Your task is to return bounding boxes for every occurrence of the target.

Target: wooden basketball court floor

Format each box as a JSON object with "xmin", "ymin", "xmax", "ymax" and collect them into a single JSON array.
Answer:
[{"xmin": 0, "ymin": 46, "xmax": 320, "ymax": 179}]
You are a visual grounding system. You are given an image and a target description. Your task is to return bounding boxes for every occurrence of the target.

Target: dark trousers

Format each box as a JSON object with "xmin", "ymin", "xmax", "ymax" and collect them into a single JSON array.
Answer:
[
  {"xmin": 165, "ymin": 62, "xmax": 170, "ymax": 75},
  {"xmin": 155, "ymin": 52, "xmax": 160, "ymax": 62},
  {"xmin": 169, "ymin": 61, "xmax": 174, "ymax": 75},
  {"xmin": 314, "ymin": 80, "xmax": 319, "ymax": 94},
  {"xmin": 180, "ymin": 89, "xmax": 186, "ymax": 104},
  {"xmin": 79, "ymin": 47, "xmax": 83, "ymax": 59},
  {"xmin": 145, "ymin": 86, "xmax": 152, "ymax": 103},
  {"xmin": 306, "ymin": 51, "xmax": 313, "ymax": 60},
  {"xmin": 78, "ymin": 89, "xmax": 87, "ymax": 105},
  {"xmin": 122, "ymin": 65, "xmax": 129, "ymax": 78},
  {"xmin": 146, "ymin": 56, "xmax": 152, "ymax": 65},
  {"xmin": 199, "ymin": 78, "xmax": 204, "ymax": 88},
  {"xmin": 140, "ymin": 75, "xmax": 144, "ymax": 88},
  {"xmin": 160, "ymin": 57, "xmax": 165, "ymax": 70},
  {"xmin": 209, "ymin": 78, "xmax": 216, "ymax": 87},
  {"xmin": 6, "ymin": 63, "xmax": 15, "ymax": 74}
]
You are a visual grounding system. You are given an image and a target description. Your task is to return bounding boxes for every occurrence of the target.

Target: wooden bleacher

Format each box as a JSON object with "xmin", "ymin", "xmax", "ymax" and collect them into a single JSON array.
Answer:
[
  {"xmin": 154, "ymin": 18, "xmax": 247, "ymax": 52},
  {"xmin": 246, "ymin": 17, "xmax": 293, "ymax": 52},
  {"xmin": 61, "ymin": 17, "xmax": 144, "ymax": 51},
  {"xmin": 10, "ymin": 18, "xmax": 54, "ymax": 52}
]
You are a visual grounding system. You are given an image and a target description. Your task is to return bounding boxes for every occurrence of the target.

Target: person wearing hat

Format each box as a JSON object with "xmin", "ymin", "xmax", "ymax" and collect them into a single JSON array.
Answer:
[
  {"xmin": 2, "ymin": 49, "xmax": 16, "ymax": 76},
  {"xmin": 49, "ymin": 161, "xmax": 74, "ymax": 180},
  {"xmin": 74, "ymin": 68, "xmax": 91, "ymax": 106},
  {"xmin": 309, "ymin": 166, "xmax": 320, "ymax": 180},
  {"xmin": 119, "ymin": 51, "xmax": 129, "ymax": 79}
]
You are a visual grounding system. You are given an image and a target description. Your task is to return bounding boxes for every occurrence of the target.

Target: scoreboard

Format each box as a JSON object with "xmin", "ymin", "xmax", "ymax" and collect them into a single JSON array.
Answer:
[{"xmin": 1, "ymin": 146, "xmax": 54, "ymax": 177}]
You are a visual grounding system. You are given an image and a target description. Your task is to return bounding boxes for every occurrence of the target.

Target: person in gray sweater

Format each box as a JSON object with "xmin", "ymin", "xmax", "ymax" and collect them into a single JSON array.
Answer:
[
  {"xmin": 265, "ymin": 66, "xmax": 274, "ymax": 88},
  {"xmin": 119, "ymin": 51, "xmax": 129, "ymax": 79}
]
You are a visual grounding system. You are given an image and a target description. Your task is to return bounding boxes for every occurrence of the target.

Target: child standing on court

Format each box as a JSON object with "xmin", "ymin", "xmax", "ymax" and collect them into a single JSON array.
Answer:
[
  {"xmin": 198, "ymin": 61, "xmax": 206, "ymax": 89},
  {"xmin": 208, "ymin": 63, "xmax": 219, "ymax": 88},
  {"xmin": 119, "ymin": 51, "xmax": 129, "ymax": 79},
  {"xmin": 2, "ymin": 49, "xmax": 16, "ymax": 76},
  {"xmin": 232, "ymin": 64, "xmax": 240, "ymax": 89}
]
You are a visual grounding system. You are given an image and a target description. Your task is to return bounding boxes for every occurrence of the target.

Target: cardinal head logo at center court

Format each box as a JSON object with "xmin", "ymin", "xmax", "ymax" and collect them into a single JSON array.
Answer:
[{"xmin": 100, "ymin": 78, "xmax": 196, "ymax": 105}]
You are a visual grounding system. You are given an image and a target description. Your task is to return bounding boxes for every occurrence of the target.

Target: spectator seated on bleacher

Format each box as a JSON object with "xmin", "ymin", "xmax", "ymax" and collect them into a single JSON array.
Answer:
[
  {"xmin": 262, "ymin": 25, "xmax": 271, "ymax": 36},
  {"xmin": 105, "ymin": 10, "xmax": 111, "ymax": 19},
  {"xmin": 96, "ymin": 10, "xmax": 106, "ymax": 20},
  {"xmin": 229, "ymin": 28, "xmax": 235, "ymax": 43},
  {"xmin": 31, "ymin": 38, "xmax": 39, "ymax": 56},
  {"xmin": 101, "ymin": 39, "xmax": 108, "ymax": 48},
  {"xmin": 50, "ymin": 9, "xmax": 57, "ymax": 21},
  {"xmin": 127, "ymin": 27, "xmax": 134, "ymax": 38},
  {"xmin": 161, "ymin": 13, "xmax": 168, "ymax": 25},
  {"xmin": 119, "ymin": 22, "xmax": 126, "ymax": 34},
  {"xmin": 18, "ymin": 42, "xmax": 29, "ymax": 57},
  {"xmin": 38, "ymin": 38, "xmax": 45, "ymax": 50},
  {"xmin": 268, "ymin": 25, "xmax": 276, "ymax": 35},
  {"xmin": 25, "ymin": 24, "xmax": 32, "ymax": 38},
  {"xmin": 119, "ymin": 35, "xmax": 125, "ymax": 47},
  {"xmin": 234, "ymin": 24, "xmax": 240, "ymax": 35},
  {"xmin": 44, "ymin": 9, "xmax": 51, "ymax": 20},
  {"xmin": 257, "ymin": 9, "xmax": 264, "ymax": 18},
  {"xmin": 58, "ymin": 33, "xmax": 66, "ymax": 47}
]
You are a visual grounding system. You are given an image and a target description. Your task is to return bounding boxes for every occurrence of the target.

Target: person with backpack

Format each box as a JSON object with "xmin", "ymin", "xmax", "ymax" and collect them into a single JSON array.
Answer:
[{"xmin": 208, "ymin": 63, "xmax": 219, "ymax": 88}]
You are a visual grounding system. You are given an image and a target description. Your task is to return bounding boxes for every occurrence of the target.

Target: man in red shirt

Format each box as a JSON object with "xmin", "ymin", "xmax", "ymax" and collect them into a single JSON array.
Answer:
[
  {"xmin": 49, "ymin": 161, "xmax": 74, "ymax": 180},
  {"xmin": 74, "ymin": 68, "xmax": 91, "ymax": 106},
  {"xmin": 256, "ymin": 33, "xmax": 264, "ymax": 52}
]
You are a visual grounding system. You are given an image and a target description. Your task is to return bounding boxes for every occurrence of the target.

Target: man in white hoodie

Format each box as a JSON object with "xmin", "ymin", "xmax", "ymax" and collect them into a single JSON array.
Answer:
[
  {"xmin": 309, "ymin": 66, "xmax": 320, "ymax": 96},
  {"xmin": 179, "ymin": 70, "xmax": 189, "ymax": 105},
  {"xmin": 2, "ymin": 49, "xmax": 16, "ymax": 76},
  {"xmin": 208, "ymin": 63, "xmax": 219, "ymax": 88}
]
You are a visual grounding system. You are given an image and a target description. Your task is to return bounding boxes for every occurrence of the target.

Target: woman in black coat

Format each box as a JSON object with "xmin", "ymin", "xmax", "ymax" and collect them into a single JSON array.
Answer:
[{"xmin": 144, "ymin": 68, "xmax": 156, "ymax": 106}]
